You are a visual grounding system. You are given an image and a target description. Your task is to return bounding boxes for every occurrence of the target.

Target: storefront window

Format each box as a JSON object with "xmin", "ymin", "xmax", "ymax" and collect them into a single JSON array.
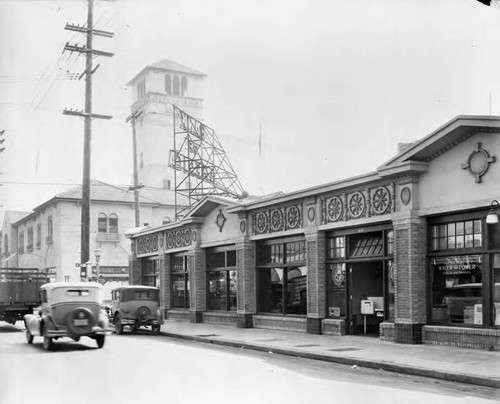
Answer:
[
  {"xmin": 206, "ymin": 247, "xmax": 237, "ymax": 311},
  {"xmin": 327, "ymin": 263, "xmax": 346, "ymax": 317},
  {"xmin": 493, "ymin": 254, "xmax": 500, "ymax": 326},
  {"xmin": 387, "ymin": 260, "xmax": 395, "ymax": 321},
  {"xmin": 142, "ymin": 259, "xmax": 159, "ymax": 287},
  {"xmin": 430, "ymin": 255, "xmax": 483, "ymax": 324},
  {"xmin": 430, "ymin": 220, "xmax": 482, "ymax": 251},
  {"xmin": 327, "ymin": 236, "xmax": 345, "ymax": 259},
  {"xmin": 171, "ymin": 255, "xmax": 189, "ymax": 309},
  {"xmin": 257, "ymin": 239, "xmax": 307, "ymax": 315}
]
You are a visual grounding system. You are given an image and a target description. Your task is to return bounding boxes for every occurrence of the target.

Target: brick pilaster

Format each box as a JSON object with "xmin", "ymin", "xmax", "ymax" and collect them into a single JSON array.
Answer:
[
  {"xmin": 161, "ymin": 253, "xmax": 171, "ymax": 316},
  {"xmin": 129, "ymin": 257, "xmax": 141, "ymax": 285},
  {"xmin": 393, "ymin": 211, "xmax": 427, "ymax": 344},
  {"xmin": 236, "ymin": 239, "xmax": 256, "ymax": 327},
  {"xmin": 305, "ymin": 230, "xmax": 326, "ymax": 334},
  {"xmin": 189, "ymin": 246, "xmax": 206, "ymax": 323}
]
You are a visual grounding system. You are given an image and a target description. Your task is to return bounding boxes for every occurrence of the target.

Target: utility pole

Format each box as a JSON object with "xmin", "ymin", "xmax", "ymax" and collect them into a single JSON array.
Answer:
[
  {"xmin": 126, "ymin": 110, "xmax": 144, "ymax": 227},
  {"xmin": 63, "ymin": 0, "xmax": 114, "ymax": 268}
]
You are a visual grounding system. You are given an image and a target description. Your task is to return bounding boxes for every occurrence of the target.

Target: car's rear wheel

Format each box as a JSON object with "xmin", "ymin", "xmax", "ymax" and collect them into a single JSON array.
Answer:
[
  {"xmin": 26, "ymin": 329, "xmax": 34, "ymax": 344},
  {"xmin": 95, "ymin": 335, "xmax": 105, "ymax": 348},
  {"xmin": 114, "ymin": 317, "xmax": 124, "ymax": 335}
]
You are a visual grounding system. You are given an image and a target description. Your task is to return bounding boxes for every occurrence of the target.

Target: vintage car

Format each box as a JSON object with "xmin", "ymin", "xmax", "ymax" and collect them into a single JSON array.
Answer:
[
  {"xmin": 24, "ymin": 282, "xmax": 109, "ymax": 350},
  {"xmin": 110, "ymin": 285, "xmax": 163, "ymax": 335}
]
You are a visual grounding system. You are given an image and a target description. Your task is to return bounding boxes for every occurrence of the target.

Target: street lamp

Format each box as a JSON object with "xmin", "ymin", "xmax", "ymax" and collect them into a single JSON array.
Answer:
[
  {"xmin": 486, "ymin": 200, "xmax": 500, "ymax": 225},
  {"xmin": 94, "ymin": 248, "xmax": 102, "ymax": 279}
]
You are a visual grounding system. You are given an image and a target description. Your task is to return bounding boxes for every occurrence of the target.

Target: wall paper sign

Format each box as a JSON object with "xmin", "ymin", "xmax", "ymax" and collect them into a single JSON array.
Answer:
[{"xmin": 329, "ymin": 307, "xmax": 341, "ymax": 317}]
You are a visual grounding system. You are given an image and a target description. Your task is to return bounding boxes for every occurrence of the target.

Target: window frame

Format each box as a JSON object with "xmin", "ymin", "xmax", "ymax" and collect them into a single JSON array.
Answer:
[{"xmin": 256, "ymin": 237, "xmax": 307, "ymax": 316}]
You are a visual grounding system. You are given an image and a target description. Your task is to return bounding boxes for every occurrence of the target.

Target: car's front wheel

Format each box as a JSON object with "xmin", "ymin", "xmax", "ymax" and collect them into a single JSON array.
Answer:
[
  {"xmin": 26, "ymin": 329, "xmax": 34, "ymax": 344},
  {"xmin": 152, "ymin": 325, "xmax": 161, "ymax": 335},
  {"xmin": 114, "ymin": 317, "xmax": 124, "ymax": 335},
  {"xmin": 95, "ymin": 335, "xmax": 105, "ymax": 348}
]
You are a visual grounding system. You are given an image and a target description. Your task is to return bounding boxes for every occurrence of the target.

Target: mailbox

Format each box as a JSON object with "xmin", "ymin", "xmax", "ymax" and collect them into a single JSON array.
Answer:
[{"xmin": 360, "ymin": 300, "xmax": 374, "ymax": 315}]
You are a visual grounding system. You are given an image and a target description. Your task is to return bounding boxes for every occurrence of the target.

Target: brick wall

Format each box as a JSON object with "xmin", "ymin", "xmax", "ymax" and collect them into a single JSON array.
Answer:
[
  {"xmin": 305, "ymin": 231, "xmax": 326, "ymax": 318},
  {"xmin": 393, "ymin": 213, "xmax": 427, "ymax": 343},
  {"xmin": 189, "ymin": 247, "xmax": 206, "ymax": 314},
  {"xmin": 236, "ymin": 240, "xmax": 256, "ymax": 314},
  {"xmin": 162, "ymin": 253, "xmax": 171, "ymax": 315},
  {"xmin": 423, "ymin": 325, "xmax": 500, "ymax": 351}
]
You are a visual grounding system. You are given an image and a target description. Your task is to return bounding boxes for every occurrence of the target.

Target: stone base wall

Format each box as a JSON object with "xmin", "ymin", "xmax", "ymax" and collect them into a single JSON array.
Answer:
[
  {"xmin": 423, "ymin": 326, "xmax": 500, "ymax": 351},
  {"xmin": 380, "ymin": 322, "xmax": 395, "ymax": 341},
  {"xmin": 321, "ymin": 319, "xmax": 345, "ymax": 336},
  {"xmin": 202, "ymin": 312, "xmax": 239, "ymax": 327},
  {"xmin": 166, "ymin": 309, "xmax": 190, "ymax": 321},
  {"xmin": 253, "ymin": 315, "xmax": 307, "ymax": 333}
]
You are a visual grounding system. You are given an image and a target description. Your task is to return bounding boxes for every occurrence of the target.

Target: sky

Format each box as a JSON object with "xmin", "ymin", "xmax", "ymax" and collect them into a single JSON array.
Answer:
[{"xmin": 1, "ymin": 0, "xmax": 500, "ymax": 221}]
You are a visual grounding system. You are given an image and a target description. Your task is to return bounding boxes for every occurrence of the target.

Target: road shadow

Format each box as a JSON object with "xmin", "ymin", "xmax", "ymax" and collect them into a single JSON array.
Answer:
[
  {"xmin": 24, "ymin": 338, "xmax": 100, "ymax": 352},
  {"xmin": 0, "ymin": 322, "xmax": 24, "ymax": 333}
]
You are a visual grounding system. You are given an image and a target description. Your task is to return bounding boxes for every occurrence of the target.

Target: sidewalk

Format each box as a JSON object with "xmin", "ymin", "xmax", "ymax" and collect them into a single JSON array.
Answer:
[{"xmin": 158, "ymin": 319, "xmax": 500, "ymax": 389}]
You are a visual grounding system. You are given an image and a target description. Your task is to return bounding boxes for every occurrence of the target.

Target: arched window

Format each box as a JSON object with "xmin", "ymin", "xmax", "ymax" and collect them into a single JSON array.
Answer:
[
  {"xmin": 162, "ymin": 216, "xmax": 171, "ymax": 225},
  {"xmin": 173, "ymin": 75, "xmax": 180, "ymax": 96},
  {"xmin": 98, "ymin": 213, "xmax": 108, "ymax": 234},
  {"xmin": 109, "ymin": 214, "xmax": 118, "ymax": 234},
  {"xmin": 181, "ymin": 77, "xmax": 188, "ymax": 97},
  {"xmin": 4, "ymin": 235, "xmax": 8, "ymax": 255},
  {"xmin": 165, "ymin": 74, "xmax": 172, "ymax": 95}
]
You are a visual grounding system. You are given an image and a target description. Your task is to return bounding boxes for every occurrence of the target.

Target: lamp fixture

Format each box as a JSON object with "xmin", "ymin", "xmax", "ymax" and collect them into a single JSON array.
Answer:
[{"xmin": 486, "ymin": 200, "xmax": 500, "ymax": 225}]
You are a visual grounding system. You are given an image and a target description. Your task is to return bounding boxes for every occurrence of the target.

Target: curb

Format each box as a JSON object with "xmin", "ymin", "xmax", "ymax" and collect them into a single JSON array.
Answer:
[{"xmin": 161, "ymin": 331, "xmax": 500, "ymax": 389}]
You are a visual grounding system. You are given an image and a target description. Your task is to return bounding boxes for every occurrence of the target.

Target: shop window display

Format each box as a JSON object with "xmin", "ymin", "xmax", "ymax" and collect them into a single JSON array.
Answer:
[
  {"xmin": 206, "ymin": 248, "xmax": 237, "ymax": 311},
  {"xmin": 257, "ymin": 240, "xmax": 307, "ymax": 315},
  {"xmin": 430, "ymin": 255, "xmax": 483, "ymax": 324},
  {"xmin": 171, "ymin": 256, "xmax": 189, "ymax": 309}
]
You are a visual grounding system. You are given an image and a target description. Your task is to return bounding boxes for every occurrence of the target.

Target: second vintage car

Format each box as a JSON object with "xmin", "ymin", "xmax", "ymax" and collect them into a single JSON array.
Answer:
[
  {"xmin": 24, "ymin": 282, "xmax": 109, "ymax": 350},
  {"xmin": 110, "ymin": 285, "xmax": 164, "ymax": 334}
]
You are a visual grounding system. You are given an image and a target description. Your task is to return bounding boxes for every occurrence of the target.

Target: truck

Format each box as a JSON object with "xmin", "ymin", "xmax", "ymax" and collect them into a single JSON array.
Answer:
[{"xmin": 0, "ymin": 268, "xmax": 48, "ymax": 324}]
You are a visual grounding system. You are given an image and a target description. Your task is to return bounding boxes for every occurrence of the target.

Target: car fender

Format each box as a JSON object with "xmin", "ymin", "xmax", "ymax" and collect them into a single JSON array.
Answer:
[
  {"xmin": 24, "ymin": 314, "xmax": 42, "ymax": 336},
  {"xmin": 156, "ymin": 308, "xmax": 164, "ymax": 324}
]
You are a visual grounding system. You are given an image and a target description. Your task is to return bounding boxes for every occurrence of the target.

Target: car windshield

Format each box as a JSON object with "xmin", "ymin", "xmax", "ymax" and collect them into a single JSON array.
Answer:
[{"xmin": 121, "ymin": 289, "xmax": 158, "ymax": 302}]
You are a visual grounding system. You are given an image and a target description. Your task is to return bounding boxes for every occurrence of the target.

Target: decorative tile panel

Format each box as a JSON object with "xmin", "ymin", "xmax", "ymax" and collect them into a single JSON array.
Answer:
[
  {"xmin": 137, "ymin": 234, "xmax": 159, "ymax": 255},
  {"xmin": 165, "ymin": 227, "xmax": 194, "ymax": 250},
  {"xmin": 321, "ymin": 184, "xmax": 394, "ymax": 224},
  {"xmin": 252, "ymin": 204, "xmax": 303, "ymax": 235}
]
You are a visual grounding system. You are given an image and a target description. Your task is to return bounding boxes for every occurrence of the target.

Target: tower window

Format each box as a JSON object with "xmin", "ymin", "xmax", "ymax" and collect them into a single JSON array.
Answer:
[
  {"xmin": 173, "ymin": 75, "xmax": 180, "ymax": 96},
  {"xmin": 137, "ymin": 78, "xmax": 146, "ymax": 99},
  {"xmin": 181, "ymin": 77, "xmax": 188, "ymax": 96},
  {"xmin": 165, "ymin": 74, "xmax": 172, "ymax": 95}
]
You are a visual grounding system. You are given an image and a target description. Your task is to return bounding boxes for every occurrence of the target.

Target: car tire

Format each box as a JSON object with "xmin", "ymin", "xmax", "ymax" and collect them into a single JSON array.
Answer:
[
  {"xmin": 26, "ymin": 329, "xmax": 34, "ymax": 344},
  {"xmin": 136, "ymin": 306, "xmax": 151, "ymax": 322},
  {"xmin": 43, "ymin": 334, "xmax": 53, "ymax": 351},
  {"xmin": 67, "ymin": 307, "xmax": 95, "ymax": 335},
  {"xmin": 114, "ymin": 317, "xmax": 124, "ymax": 335},
  {"xmin": 95, "ymin": 335, "xmax": 105, "ymax": 349},
  {"xmin": 152, "ymin": 325, "xmax": 161, "ymax": 335}
]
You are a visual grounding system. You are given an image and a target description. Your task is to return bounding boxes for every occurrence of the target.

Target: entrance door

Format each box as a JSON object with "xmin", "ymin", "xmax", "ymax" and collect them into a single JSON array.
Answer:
[{"xmin": 348, "ymin": 261, "xmax": 384, "ymax": 336}]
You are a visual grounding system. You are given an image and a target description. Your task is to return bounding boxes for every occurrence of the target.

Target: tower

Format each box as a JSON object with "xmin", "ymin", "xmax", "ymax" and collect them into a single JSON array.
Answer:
[{"xmin": 126, "ymin": 59, "xmax": 206, "ymax": 189}]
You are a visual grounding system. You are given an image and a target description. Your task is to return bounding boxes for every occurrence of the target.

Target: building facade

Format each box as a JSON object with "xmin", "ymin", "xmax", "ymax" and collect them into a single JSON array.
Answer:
[
  {"xmin": 1, "ymin": 180, "xmax": 180, "ymax": 300},
  {"xmin": 128, "ymin": 115, "xmax": 500, "ymax": 350}
]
